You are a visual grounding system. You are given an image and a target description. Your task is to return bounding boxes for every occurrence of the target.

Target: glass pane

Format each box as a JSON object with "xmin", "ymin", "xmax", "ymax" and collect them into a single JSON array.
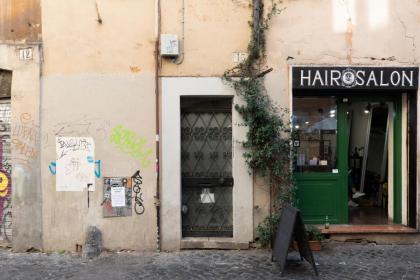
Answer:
[{"xmin": 293, "ymin": 97, "xmax": 337, "ymax": 173}]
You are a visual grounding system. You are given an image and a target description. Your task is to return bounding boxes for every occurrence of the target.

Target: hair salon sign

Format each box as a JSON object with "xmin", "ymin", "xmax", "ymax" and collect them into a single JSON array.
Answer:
[{"xmin": 292, "ymin": 67, "xmax": 419, "ymax": 90}]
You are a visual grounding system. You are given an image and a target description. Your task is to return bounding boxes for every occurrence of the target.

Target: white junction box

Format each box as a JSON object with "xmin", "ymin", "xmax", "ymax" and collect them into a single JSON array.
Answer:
[{"xmin": 160, "ymin": 34, "xmax": 179, "ymax": 57}]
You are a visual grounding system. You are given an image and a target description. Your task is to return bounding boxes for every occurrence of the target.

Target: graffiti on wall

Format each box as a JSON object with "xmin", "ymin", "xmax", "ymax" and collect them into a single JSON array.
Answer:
[
  {"xmin": 131, "ymin": 170, "xmax": 145, "ymax": 215},
  {"xmin": 0, "ymin": 154, "xmax": 11, "ymax": 242},
  {"xmin": 101, "ymin": 170, "xmax": 145, "ymax": 217},
  {"xmin": 0, "ymin": 147, "xmax": 11, "ymax": 241},
  {"xmin": 49, "ymin": 157, "xmax": 101, "ymax": 179},
  {"xmin": 43, "ymin": 117, "xmax": 111, "ymax": 147},
  {"xmin": 0, "ymin": 100, "xmax": 12, "ymax": 242},
  {"xmin": 12, "ymin": 113, "xmax": 40, "ymax": 168},
  {"xmin": 56, "ymin": 136, "xmax": 96, "ymax": 191},
  {"xmin": 87, "ymin": 156, "xmax": 101, "ymax": 178},
  {"xmin": 109, "ymin": 124, "xmax": 153, "ymax": 168}
]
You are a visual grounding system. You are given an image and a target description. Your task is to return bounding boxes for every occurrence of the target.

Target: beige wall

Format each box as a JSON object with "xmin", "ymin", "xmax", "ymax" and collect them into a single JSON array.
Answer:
[
  {"xmin": 41, "ymin": 0, "xmax": 157, "ymax": 251},
  {"xmin": 160, "ymin": 0, "xmax": 251, "ymax": 76},
  {"xmin": 0, "ymin": 44, "xmax": 42, "ymax": 251},
  {"xmin": 37, "ymin": 0, "xmax": 420, "ymax": 251}
]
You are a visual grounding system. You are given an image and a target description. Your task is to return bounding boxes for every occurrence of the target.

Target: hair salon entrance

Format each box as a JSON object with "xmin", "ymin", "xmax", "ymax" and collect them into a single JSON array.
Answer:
[{"xmin": 291, "ymin": 66, "xmax": 418, "ymax": 227}]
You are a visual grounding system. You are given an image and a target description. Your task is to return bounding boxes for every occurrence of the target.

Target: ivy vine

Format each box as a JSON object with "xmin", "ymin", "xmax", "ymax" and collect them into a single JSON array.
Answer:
[{"xmin": 224, "ymin": 0, "xmax": 295, "ymax": 246}]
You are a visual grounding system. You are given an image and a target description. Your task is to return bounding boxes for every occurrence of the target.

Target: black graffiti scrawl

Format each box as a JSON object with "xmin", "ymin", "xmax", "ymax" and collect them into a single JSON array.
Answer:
[{"xmin": 131, "ymin": 170, "xmax": 145, "ymax": 215}]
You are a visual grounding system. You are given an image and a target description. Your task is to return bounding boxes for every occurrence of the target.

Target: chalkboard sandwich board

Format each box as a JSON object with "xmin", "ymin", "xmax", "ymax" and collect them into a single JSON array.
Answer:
[{"xmin": 272, "ymin": 204, "xmax": 319, "ymax": 277}]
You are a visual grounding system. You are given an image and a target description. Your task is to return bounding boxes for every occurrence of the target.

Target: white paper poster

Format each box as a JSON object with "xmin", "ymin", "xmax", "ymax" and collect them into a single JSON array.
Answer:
[
  {"xmin": 111, "ymin": 187, "xmax": 126, "ymax": 207},
  {"xmin": 56, "ymin": 136, "xmax": 95, "ymax": 191}
]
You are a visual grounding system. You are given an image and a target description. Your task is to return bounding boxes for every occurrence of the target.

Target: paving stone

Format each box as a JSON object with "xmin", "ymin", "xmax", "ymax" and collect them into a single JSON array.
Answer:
[{"xmin": 0, "ymin": 242, "xmax": 419, "ymax": 279}]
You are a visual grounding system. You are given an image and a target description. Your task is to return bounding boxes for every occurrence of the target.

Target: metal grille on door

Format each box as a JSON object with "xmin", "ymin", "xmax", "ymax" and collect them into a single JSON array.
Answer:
[{"xmin": 181, "ymin": 98, "xmax": 233, "ymax": 237}]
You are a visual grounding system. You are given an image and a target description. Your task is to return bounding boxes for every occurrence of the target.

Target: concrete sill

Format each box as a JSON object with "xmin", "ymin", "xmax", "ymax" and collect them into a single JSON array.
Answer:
[
  {"xmin": 180, "ymin": 238, "xmax": 249, "ymax": 250},
  {"xmin": 320, "ymin": 225, "xmax": 418, "ymax": 234},
  {"xmin": 318, "ymin": 225, "xmax": 420, "ymax": 244}
]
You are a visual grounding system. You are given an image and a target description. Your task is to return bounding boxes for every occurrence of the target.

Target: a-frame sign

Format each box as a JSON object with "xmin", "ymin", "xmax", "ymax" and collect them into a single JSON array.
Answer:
[{"xmin": 272, "ymin": 204, "xmax": 319, "ymax": 277}]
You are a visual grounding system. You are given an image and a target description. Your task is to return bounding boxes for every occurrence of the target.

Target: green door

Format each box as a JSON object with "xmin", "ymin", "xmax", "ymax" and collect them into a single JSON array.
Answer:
[
  {"xmin": 293, "ymin": 96, "xmax": 348, "ymax": 224},
  {"xmin": 293, "ymin": 95, "xmax": 403, "ymax": 225}
]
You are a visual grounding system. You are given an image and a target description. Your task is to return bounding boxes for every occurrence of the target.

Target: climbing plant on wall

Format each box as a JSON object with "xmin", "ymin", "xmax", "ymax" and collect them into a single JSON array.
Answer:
[{"xmin": 224, "ymin": 0, "xmax": 294, "ymax": 247}]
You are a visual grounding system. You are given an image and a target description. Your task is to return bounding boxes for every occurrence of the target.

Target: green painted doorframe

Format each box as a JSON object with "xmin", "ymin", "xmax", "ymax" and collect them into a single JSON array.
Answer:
[{"xmin": 294, "ymin": 94, "xmax": 403, "ymax": 225}]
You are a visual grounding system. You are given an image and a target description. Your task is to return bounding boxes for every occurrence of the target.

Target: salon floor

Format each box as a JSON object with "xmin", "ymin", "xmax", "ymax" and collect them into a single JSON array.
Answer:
[{"xmin": 349, "ymin": 206, "xmax": 390, "ymax": 225}]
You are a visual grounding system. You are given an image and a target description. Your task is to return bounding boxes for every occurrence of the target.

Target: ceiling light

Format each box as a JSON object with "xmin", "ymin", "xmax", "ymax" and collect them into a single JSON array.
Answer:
[{"xmin": 364, "ymin": 103, "xmax": 371, "ymax": 114}]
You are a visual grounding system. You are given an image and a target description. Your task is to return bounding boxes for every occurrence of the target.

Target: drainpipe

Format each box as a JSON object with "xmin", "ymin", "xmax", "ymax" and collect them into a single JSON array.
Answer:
[
  {"xmin": 154, "ymin": 0, "xmax": 162, "ymax": 253},
  {"xmin": 173, "ymin": 0, "xmax": 185, "ymax": 65}
]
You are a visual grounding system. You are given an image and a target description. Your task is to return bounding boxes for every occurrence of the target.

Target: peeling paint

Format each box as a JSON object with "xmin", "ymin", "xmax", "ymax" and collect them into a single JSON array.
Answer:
[
  {"xmin": 395, "ymin": 14, "xmax": 417, "ymax": 63},
  {"xmin": 0, "ymin": 0, "xmax": 41, "ymax": 43},
  {"xmin": 129, "ymin": 66, "xmax": 141, "ymax": 73}
]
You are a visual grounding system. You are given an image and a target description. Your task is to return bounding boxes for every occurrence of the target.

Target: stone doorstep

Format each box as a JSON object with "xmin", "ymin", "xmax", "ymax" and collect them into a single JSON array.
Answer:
[
  {"xmin": 180, "ymin": 238, "xmax": 249, "ymax": 250},
  {"xmin": 316, "ymin": 225, "xmax": 420, "ymax": 245},
  {"xmin": 318, "ymin": 224, "xmax": 418, "ymax": 234}
]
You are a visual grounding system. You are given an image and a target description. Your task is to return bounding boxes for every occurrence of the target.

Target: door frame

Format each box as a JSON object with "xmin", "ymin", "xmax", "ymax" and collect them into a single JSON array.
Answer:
[{"xmin": 161, "ymin": 77, "xmax": 253, "ymax": 250}]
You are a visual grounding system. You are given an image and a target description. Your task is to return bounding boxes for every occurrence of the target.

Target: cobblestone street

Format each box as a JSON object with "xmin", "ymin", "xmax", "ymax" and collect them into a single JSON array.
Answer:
[{"xmin": 0, "ymin": 242, "xmax": 419, "ymax": 280}]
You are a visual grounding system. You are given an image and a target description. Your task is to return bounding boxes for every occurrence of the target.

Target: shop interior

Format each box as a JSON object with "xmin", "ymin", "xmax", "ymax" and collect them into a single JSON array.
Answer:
[{"xmin": 347, "ymin": 100, "xmax": 391, "ymax": 225}]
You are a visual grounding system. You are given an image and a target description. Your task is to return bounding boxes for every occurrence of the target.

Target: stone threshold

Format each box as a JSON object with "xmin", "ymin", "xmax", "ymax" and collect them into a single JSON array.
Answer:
[
  {"xmin": 319, "ymin": 224, "xmax": 418, "ymax": 234},
  {"xmin": 180, "ymin": 238, "xmax": 249, "ymax": 250}
]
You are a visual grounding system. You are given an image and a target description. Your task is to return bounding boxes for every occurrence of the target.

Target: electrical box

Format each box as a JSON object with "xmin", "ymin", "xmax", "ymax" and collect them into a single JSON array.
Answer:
[{"xmin": 160, "ymin": 34, "xmax": 179, "ymax": 57}]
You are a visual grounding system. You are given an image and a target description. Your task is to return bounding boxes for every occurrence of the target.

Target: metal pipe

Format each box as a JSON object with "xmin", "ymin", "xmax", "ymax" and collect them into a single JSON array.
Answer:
[
  {"xmin": 174, "ymin": 0, "xmax": 185, "ymax": 65},
  {"xmin": 154, "ymin": 0, "xmax": 162, "ymax": 253}
]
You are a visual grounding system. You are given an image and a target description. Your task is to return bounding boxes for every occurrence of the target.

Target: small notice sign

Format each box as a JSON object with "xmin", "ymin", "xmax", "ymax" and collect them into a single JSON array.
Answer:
[
  {"xmin": 111, "ymin": 187, "xmax": 126, "ymax": 207},
  {"xmin": 102, "ymin": 177, "xmax": 132, "ymax": 218}
]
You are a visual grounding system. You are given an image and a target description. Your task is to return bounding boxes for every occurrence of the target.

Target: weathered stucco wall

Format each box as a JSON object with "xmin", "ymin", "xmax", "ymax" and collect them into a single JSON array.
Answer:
[
  {"xmin": 41, "ymin": 0, "xmax": 157, "ymax": 251},
  {"xmin": 0, "ymin": 44, "xmax": 42, "ymax": 251},
  {"xmin": 0, "ymin": 0, "xmax": 41, "ymax": 43},
  {"xmin": 262, "ymin": 0, "xmax": 420, "ymax": 228},
  {"xmin": 265, "ymin": 0, "xmax": 419, "ymax": 106},
  {"xmin": 37, "ymin": 0, "xmax": 420, "ymax": 252},
  {"xmin": 160, "ymin": 0, "xmax": 251, "ymax": 76}
]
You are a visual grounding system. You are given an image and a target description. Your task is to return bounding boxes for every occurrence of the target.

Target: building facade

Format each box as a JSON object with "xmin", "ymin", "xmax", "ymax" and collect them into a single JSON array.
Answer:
[{"xmin": 0, "ymin": 0, "xmax": 419, "ymax": 252}]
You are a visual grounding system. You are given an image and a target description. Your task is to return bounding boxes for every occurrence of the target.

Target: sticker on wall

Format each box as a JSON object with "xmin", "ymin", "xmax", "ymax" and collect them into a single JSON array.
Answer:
[
  {"xmin": 102, "ymin": 177, "xmax": 132, "ymax": 217},
  {"xmin": 56, "ymin": 137, "xmax": 95, "ymax": 191}
]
